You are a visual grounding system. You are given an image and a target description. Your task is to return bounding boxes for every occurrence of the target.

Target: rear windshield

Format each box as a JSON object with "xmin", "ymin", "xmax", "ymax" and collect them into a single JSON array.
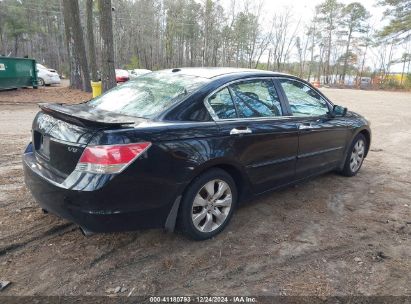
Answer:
[{"xmin": 88, "ymin": 72, "xmax": 209, "ymax": 118}]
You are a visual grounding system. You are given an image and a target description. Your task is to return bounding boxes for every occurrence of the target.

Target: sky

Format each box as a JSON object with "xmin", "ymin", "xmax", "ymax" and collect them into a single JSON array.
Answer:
[{"xmin": 220, "ymin": 0, "xmax": 386, "ymax": 27}]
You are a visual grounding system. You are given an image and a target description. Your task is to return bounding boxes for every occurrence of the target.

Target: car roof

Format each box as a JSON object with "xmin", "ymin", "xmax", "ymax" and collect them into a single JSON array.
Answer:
[{"xmin": 157, "ymin": 67, "xmax": 291, "ymax": 79}]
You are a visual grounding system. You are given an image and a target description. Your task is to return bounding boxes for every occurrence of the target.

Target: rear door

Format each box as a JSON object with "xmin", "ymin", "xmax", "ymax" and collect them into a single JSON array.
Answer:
[
  {"xmin": 205, "ymin": 78, "xmax": 299, "ymax": 193},
  {"xmin": 276, "ymin": 78, "xmax": 349, "ymax": 179}
]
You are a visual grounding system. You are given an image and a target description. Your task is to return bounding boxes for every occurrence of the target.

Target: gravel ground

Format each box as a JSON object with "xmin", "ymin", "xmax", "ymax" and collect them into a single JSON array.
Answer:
[
  {"xmin": 0, "ymin": 80, "xmax": 91, "ymax": 104},
  {"xmin": 0, "ymin": 87, "xmax": 410, "ymax": 297}
]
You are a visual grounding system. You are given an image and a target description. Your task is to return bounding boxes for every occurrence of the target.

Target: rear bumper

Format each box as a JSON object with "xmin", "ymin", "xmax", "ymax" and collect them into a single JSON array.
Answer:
[
  {"xmin": 23, "ymin": 146, "xmax": 185, "ymax": 233},
  {"xmin": 43, "ymin": 75, "xmax": 61, "ymax": 85}
]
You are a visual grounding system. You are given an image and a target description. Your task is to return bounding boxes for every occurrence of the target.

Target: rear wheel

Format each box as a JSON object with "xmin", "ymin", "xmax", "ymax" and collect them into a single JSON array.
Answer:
[
  {"xmin": 340, "ymin": 134, "xmax": 366, "ymax": 177},
  {"xmin": 178, "ymin": 168, "xmax": 237, "ymax": 240},
  {"xmin": 38, "ymin": 78, "xmax": 45, "ymax": 86}
]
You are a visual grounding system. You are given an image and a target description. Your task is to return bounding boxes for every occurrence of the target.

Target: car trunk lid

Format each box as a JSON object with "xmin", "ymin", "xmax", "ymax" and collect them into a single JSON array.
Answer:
[{"xmin": 33, "ymin": 103, "xmax": 141, "ymax": 177}]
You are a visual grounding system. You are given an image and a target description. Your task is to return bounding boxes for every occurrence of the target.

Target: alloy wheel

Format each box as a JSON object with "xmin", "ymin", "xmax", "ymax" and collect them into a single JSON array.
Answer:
[
  {"xmin": 191, "ymin": 179, "xmax": 232, "ymax": 233},
  {"xmin": 350, "ymin": 139, "xmax": 365, "ymax": 172}
]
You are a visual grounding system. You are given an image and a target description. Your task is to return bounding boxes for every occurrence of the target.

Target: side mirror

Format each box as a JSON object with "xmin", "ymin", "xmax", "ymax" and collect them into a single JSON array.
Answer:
[{"xmin": 330, "ymin": 105, "xmax": 347, "ymax": 117}]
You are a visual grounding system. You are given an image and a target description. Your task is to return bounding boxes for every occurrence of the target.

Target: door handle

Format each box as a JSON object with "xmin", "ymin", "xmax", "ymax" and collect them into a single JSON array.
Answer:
[
  {"xmin": 230, "ymin": 127, "xmax": 252, "ymax": 135},
  {"xmin": 299, "ymin": 123, "xmax": 313, "ymax": 130}
]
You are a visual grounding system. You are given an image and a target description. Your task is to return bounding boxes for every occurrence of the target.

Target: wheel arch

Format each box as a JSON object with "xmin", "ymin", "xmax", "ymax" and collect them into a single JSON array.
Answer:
[
  {"xmin": 164, "ymin": 159, "xmax": 251, "ymax": 233},
  {"xmin": 188, "ymin": 159, "xmax": 251, "ymax": 202},
  {"xmin": 358, "ymin": 129, "xmax": 371, "ymax": 157},
  {"xmin": 338, "ymin": 126, "xmax": 371, "ymax": 171}
]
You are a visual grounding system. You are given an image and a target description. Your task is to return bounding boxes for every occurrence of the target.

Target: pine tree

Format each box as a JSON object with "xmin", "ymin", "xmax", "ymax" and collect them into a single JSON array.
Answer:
[
  {"xmin": 62, "ymin": 0, "xmax": 92, "ymax": 92},
  {"xmin": 99, "ymin": 0, "xmax": 116, "ymax": 92}
]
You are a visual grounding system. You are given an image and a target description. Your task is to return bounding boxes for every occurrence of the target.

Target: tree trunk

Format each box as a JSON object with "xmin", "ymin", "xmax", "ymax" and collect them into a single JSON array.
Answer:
[
  {"xmin": 308, "ymin": 44, "xmax": 314, "ymax": 82},
  {"xmin": 14, "ymin": 35, "xmax": 18, "ymax": 56},
  {"xmin": 341, "ymin": 27, "xmax": 352, "ymax": 84},
  {"xmin": 63, "ymin": 0, "xmax": 81, "ymax": 89},
  {"xmin": 62, "ymin": 0, "xmax": 92, "ymax": 92},
  {"xmin": 325, "ymin": 29, "xmax": 332, "ymax": 84},
  {"xmin": 400, "ymin": 55, "xmax": 406, "ymax": 85},
  {"xmin": 86, "ymin": 0, "xmax": 98, "ymax": 82},
  {"xmin": 99, "ymin": 0, "xmax": 116, "ymax": 92}
]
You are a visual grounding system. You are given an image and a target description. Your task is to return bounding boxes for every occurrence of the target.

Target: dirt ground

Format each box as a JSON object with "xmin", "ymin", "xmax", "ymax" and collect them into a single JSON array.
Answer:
[
  {"xmin": 0, "ymin": 80, "xmax": 91, "ymax": 104},
  {"xmin": 0, "ymin": 86, "xmax": 410, "ymax": 297}
]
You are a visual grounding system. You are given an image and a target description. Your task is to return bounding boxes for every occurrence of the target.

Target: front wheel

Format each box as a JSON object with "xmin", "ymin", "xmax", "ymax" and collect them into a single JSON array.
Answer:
[
  {"xmin": 38, "ymin": 78, "xmax": 45, "ymax": 86},
  {"xmin": 340, "ymin": 134, "xmax": 367, "ymax": 177},
  {"xmin": 178, "ymin": 169, "xmax": 237, "ymax": 240}
]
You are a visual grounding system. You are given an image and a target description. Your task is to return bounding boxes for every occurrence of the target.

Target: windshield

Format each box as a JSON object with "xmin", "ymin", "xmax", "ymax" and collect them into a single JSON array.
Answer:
[{"xmin": 88, "ymin": 72, "xmax": 209, "ymax": 118}]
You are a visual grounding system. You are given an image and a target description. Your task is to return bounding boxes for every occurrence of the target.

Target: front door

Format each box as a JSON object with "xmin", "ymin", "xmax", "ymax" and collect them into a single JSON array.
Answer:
[
  {"xmin": 276, "ymin": 78, "xmax": 349, "ymax": 179},
  {"xmin": 205, "ymin": 78, "xmax": 299, "ymax": 193}
]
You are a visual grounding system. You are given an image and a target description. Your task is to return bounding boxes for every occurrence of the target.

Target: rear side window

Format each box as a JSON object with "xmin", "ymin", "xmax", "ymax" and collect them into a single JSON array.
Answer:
[
  {"xmin": 229, "ymin": 79, "xmax": 282, "ymax": 118},
  {"xmin": 207, "ymin": 87, "xmax": 237, "ymax": 119},
  {"xmin": 279, "ymin": 79, "xmax": 329, "ymax": 117}
]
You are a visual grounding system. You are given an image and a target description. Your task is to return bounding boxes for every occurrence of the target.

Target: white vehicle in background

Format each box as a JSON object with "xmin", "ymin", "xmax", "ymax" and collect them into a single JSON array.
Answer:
[
  {"xmin": 36, "ymin": 63, "xmax": 61, "ymax": 86},
  {"xmin": 128, "ymin": 68, "xmax": 152, "ymax": 79}
]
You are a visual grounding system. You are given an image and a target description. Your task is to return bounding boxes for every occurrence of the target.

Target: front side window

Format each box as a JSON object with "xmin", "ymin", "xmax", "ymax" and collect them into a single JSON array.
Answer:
[
  {"xmin": 88, "ymin": 72, "xmax": 209, "ymax": 118},
  {"xmin": 207, "ymin": 87, "xmax": 237, "ymax": 119},
  {"xmin": 279, "ymin": 79, "xmax": 329, "ymax": 117},
  {"xmin": 229, "ymin": 79, "xmax": 282, "ymax": 118}
]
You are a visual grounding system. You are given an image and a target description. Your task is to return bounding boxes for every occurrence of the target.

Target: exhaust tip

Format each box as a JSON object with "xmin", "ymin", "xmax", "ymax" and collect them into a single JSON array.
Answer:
[{"xmin": 79, "ymin": 227, "xmax": 95, "ymax": 237}]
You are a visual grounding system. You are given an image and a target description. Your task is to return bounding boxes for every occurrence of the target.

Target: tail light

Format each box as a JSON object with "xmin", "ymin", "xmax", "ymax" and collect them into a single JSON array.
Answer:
[{"xmin": 75, "ymin": 142, "xmax": 151, "ymax": 174}]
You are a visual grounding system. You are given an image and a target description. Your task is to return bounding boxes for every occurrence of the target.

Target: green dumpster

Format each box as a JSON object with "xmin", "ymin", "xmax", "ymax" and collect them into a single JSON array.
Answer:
[{"xmin": 0, "ymin": 56, "xmax": 38, "ymax": 90}]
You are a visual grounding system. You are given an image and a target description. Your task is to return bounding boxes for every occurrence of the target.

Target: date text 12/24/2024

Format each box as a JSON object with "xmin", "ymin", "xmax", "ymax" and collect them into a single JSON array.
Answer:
[{"xmin": 149, "ymin": 296, "xmax": 257, "ymax": 303}]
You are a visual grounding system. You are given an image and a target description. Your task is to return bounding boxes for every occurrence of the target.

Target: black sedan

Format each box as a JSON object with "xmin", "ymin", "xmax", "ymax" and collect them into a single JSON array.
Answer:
[{"xmin": 23, "ymin": 68, "xmax": 371, "ymax": 240}]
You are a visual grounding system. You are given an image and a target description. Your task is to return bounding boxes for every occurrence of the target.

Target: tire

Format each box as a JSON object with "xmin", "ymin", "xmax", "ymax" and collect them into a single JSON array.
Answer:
[
  {"xmin": 38, "ymin": 78, "xmax": 45, "ymax": 86},
  {"xmin": 340, "ymin": 133, "xmax": 367, "ymax": 177},
  {"xmin": 178, "ymin": 168, "xmax": 237, "ymax": 240}
]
